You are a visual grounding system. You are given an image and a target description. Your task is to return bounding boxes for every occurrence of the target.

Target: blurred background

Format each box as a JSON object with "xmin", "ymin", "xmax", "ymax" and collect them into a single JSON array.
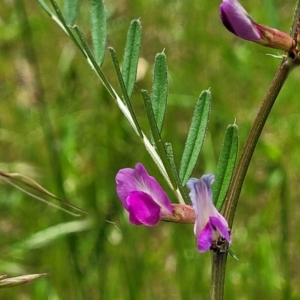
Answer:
[{"xmin": 1, "ymin": 0, "xmax": 300, "ymax": 299}]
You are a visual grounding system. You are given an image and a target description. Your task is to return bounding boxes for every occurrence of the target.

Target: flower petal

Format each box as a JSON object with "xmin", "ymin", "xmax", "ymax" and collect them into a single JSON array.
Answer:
[
  {"xmin": 197, "ymin": 222, "xmax": 213, "ymax": 253},
  {"xmin": 127, "ymin": 191, "xmax": 161, "ymax": 226},
  {"xmin": 116, "ymin": 163, "xmax": 172, "ymax": 215},
  {"xmin": 116, "ymin": 168, "xmax": 138, "ymax": 210},
  {"xmin": 220, "ymin": 0, "xmax": 261, "ymax": 41},
  {"xmin": 210, "ymin": 216, "xmax": 231, "ymax": 243},
  {"xmin": 187, "ymin": 176, "xmax": 213, "ymax": 215},
  {"xmin": 187, "ymin": 175, "xmax": 215, "ymax": 236},
  {"xmin": 134, "ymin": 163, "xmax": 173, "ymax": 214},
  {"xmin": 187, "ymin": 174, "xmax": 231, "ymax": 252}
]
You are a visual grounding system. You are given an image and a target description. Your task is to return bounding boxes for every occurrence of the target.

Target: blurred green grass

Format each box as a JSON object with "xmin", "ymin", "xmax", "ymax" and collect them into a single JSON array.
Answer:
[{"xmin": 1, "ymin": 0, "xmax": 300, "ymax": 299}]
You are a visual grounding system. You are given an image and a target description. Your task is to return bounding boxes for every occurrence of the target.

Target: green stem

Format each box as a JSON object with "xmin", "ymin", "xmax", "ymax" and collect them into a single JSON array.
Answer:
[
  {"xmin": 210, "ymin": 252, "xmax": 228, "ymax": 300},
  {"xmin": 210, "ymin": 60, "xmax": 291, "ymax": 300},
  {"xmin": 290, "ymin": 0, "xmax": 300, "ymax": 38},
  {"xmin": 210, "ymin": 1, "xmax": 300, "ymax": 299},
  {"xmin": 210, "ymin": 61, "xmax": 292, "ymax": 300},
  {"xmin": 224, "ymin": 60, "xmax": 292, "ymax": 226}
]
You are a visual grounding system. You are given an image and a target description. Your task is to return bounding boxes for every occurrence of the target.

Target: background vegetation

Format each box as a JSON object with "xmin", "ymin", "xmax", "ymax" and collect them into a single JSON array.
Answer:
[{"xmin": 1, "ymin": 0, "xmax": 300, "ymax": 299}]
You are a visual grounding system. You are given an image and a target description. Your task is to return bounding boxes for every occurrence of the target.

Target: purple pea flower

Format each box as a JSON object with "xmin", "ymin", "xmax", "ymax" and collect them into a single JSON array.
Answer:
[
  {"xmin": 187, "ymin": 175, "xmax": 231, "ymax": 253},
  {"xmin": 220, "ymin": 0, "xmax": 295, "ymax": 52},
  {"xmin": 116, "ymin": 163, "xmax": 174, "ymax": 226}
]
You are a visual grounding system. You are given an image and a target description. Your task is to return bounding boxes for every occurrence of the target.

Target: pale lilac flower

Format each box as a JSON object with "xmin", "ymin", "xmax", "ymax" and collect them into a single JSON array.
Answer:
[
  {"xmin": 187, "ymin": 175, "xmax": 231, "ymax": 253},
  {"xmin": 116, "ymin": 163, "xmax": 173, "ymax": 226},
  {"xmin": 220, "ymin": 0, "xmax": 295, "ymax": 52}
]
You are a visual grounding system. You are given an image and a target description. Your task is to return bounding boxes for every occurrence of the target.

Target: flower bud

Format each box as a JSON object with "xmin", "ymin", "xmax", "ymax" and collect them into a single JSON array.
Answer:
[{"xmin": 220, "ymin": 0, "xmax": 295, "ymax": 52}]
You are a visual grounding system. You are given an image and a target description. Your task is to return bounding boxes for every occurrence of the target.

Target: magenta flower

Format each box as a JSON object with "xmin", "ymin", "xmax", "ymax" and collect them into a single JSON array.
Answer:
[
  {"xmin": 116, "ymin": 163, "xmax": 173, "ymax": 226},
  {"xmin": 220, "ymin": 0, "xmax": 295, "ymax": 52},
  {"xmin": 187, "ymin": 175, "xmax": 231, "ymax": 253},
  {"xmin": 220, "ymin": 0, "xmax": 260, "ymax": 41}
]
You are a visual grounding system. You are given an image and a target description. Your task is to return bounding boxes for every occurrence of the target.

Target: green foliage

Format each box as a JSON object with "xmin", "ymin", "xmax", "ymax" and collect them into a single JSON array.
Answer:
[
  {"xmin": 63, "ymin": 0, "xmax": 78, "ymax": 26},
  {"xmin": 142, "ymin": 89, "xmax": 177, "ymax": 188},
  {"xmin": 109, "ymin": 47, "xmax": 143, "ymax": 137},
  {"xmin": 90, "ymin": 0, "xmax": 106, "ymax": 66},
  {"xmin": 151, "ymin": 52, "xmax": 168, "ymax": 134},
  {"xmin": 0, "ymin": 0, "xmax": 299, "ymax": 299},
  {"xmin": 122, "ymin": 19, "xmax": 142, "ymax": 99},
  {"xmin": 36, "ymin": 0, "xmax": 52, "ymax": 16},
  {"xmin": 213, "ymin": 124, "xmax": 239, "ymax": 210},
  {"xmin": 179, "ymin": 90, "xmax": 211, "ymax": 185}
]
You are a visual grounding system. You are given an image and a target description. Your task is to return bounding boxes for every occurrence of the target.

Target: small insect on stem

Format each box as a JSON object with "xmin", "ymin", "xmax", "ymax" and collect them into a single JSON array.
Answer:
[{"xmin": 210, "ymin": 229, "xmax": 232, "ymax": 253}]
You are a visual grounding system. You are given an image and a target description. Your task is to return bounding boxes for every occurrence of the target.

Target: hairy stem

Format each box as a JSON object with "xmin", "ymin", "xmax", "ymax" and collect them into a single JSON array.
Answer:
[{"xmin": 210, "ymin": 252, "xmax": 228, "ymax": 300}]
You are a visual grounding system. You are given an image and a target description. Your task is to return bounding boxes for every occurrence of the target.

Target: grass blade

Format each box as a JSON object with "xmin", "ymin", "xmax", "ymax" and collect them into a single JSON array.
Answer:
[
  {"xmin": 0, "ymin": 171, "xmax": 88, "ymax": 216},
  {"xmin": 11, "ymin": 220, "xmax": 93, "ymax": 256}
]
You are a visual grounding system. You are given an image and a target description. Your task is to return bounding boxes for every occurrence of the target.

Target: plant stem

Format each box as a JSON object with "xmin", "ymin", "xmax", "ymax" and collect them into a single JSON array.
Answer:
[
  {"xmin": 290, "ymin": 0, "xmax": 300, "ymax": 39},
  {"xmin": 223, "ymin": 59, "xmax": 292, "ymax": 226},
  {"xmin": 211, "ymin": 56, "xmax": 298, "ymax": 300},
  {"xmin": 224, "ymin": 0, "xmax": 300, "ymax": 227},
  {"xmin": 210, "ymin": 60, "xmax": 291, "ymax": 300},
  {"xmin": 210, "ymin": 59, "xmax": 293, "ymax": 300},
  {"xmin": 210, "ymin": 252, "xmax": 228, "ymax": 300},
  {"xmin": 210, "ymin": 1, "xmax": 300, "ymax": 299}
]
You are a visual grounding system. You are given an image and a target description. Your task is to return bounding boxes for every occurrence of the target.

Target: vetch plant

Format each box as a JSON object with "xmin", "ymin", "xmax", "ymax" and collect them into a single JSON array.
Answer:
[{"xmin": 15, "ymin": 0, "xmax": 300, "ymax": 298}]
